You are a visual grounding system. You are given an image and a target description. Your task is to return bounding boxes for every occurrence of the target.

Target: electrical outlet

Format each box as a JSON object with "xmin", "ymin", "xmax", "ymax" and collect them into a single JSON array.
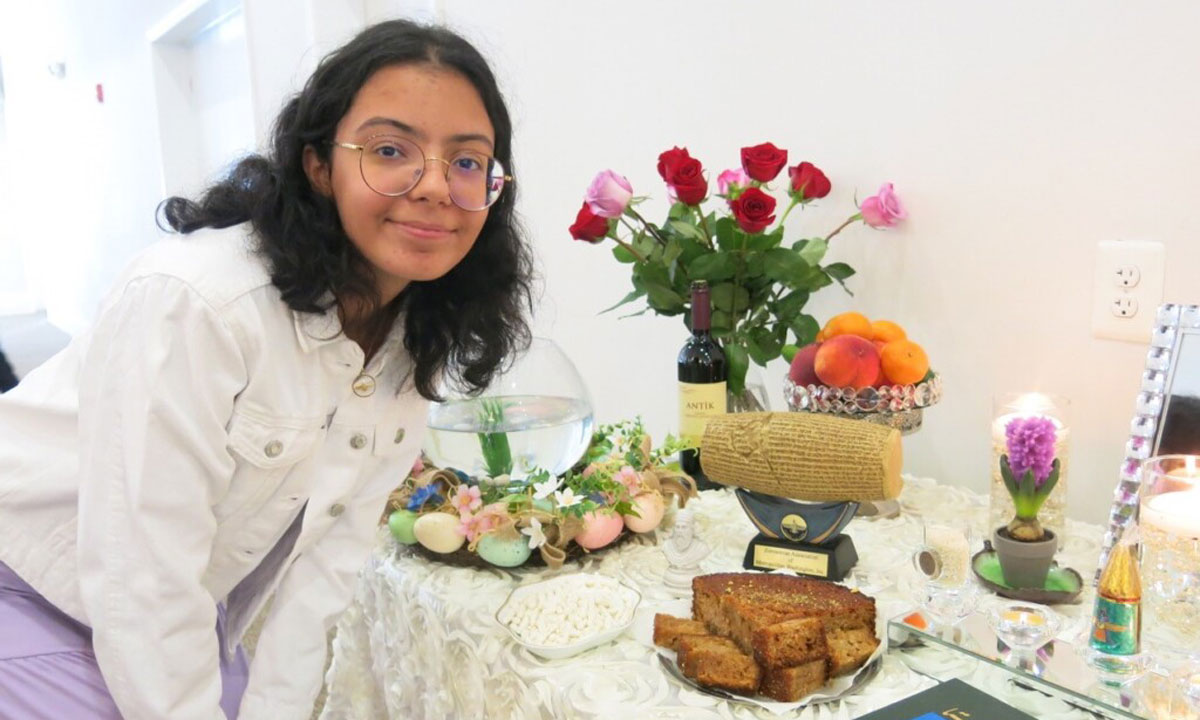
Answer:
[
  {"xmin": 1111, "ymin": 296, "xmax": 1138, "ymax": 317},
  {"xmin": 1115, "ymin": 266, "xmax": 1141, "ymax": 288},
  {"xmin": 1092, "ymin": 240, "xmax": 1164, "ymax": 342}
]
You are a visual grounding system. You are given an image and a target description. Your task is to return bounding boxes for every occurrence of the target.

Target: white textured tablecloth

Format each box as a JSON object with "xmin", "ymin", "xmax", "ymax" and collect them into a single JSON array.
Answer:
[{"xmin": 319, "ymin": 476, "xmax": 1107, "ymax": 719}]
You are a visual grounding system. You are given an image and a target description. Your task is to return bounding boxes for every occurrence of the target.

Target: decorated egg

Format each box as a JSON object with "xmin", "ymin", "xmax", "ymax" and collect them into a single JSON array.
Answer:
[
  {"xmin": 413, "ymin": 512, "xmax": 465, "ymax": 554},
  {"xmin": 532, "ymin": 498, "xmax": 554, "ymax": 513},
  {"xmin": 387, "ymin": 509, "xmax": 420, "ymax": 545},
  {"xmin": 576, "ymin": 510, "xmax": 624, "ymax": 550},
  {"xmin": 476, "ymin": 533, "xmax": 532, "ymax": 567},
  {"xmin": 623, "ymin": 492, "xmax": 665, "ymax": 533}
]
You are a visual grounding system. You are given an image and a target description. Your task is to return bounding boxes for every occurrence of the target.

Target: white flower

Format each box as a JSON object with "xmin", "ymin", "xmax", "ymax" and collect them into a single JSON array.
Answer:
[
  {"xmin": 521, "ymin": 518, "xmax": 547, "ymax": 549},
  {"xmin": 533, "ymin": 475, "xmax": 560, "ymax": 500},
  {"xmin": 554, "ymin": 488, "xmax": 581, "ymax": 508}
]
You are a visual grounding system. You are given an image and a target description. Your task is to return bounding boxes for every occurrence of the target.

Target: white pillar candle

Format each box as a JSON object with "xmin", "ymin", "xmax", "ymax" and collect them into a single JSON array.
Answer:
[{"xmin": 1141, "ymin": 490, "xmax": 1200, "ymax": 539}]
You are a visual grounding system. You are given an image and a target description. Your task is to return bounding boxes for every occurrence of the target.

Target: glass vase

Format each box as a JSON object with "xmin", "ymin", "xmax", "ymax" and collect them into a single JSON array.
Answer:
[{"xmin": 988, "ymin": 392, "xmax": 1070, "ymax": 539}]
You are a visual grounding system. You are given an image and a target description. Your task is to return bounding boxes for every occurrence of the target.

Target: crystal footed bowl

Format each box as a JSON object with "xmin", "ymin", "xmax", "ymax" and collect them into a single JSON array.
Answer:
[{"xmin": 783, "ymin": 373, "xmax": 943, "ymax": 435}]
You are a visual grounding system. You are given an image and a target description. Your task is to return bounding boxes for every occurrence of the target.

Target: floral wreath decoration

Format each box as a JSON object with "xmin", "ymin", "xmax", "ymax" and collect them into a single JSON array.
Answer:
[{"xmin": 383, "ymin": 419, "xmax": 699, "ymax": 569}]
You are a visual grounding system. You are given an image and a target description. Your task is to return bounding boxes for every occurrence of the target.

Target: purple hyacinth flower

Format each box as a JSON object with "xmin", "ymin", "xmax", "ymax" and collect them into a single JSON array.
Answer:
[{"xmin": 1005, "ymin": 416, "xmax": 1057, "ymax": 485}]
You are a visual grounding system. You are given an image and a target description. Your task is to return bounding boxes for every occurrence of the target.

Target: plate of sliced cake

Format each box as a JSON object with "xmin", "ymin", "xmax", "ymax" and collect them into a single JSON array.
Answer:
[{"xmin": 648, "ymin": 572, "xmax": 885, "ymax": 711}]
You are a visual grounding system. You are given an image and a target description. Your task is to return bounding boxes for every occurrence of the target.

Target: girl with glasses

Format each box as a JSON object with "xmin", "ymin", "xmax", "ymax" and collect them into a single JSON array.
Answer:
[{"xmin": 0, "ymin": 18, "xmax": 532, "ymax": 720}]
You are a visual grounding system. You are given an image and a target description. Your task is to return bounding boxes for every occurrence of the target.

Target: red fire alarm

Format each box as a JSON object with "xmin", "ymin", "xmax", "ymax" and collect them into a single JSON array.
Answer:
[{"xmin": 96, "ymin": 83, "xmax": 104, "ymax": 103}]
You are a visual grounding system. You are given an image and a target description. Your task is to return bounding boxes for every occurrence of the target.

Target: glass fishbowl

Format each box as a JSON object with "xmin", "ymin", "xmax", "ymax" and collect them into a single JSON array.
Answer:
[{"xmin": 424, "ymin": 337, "xmax": 595, "ymax": 481}]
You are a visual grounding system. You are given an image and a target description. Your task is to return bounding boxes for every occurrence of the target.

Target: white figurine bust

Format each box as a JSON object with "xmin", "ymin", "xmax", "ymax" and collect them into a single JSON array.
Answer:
[{"xmin": 662, "ymin": 508, "xmax": 710, "ymax": 591}]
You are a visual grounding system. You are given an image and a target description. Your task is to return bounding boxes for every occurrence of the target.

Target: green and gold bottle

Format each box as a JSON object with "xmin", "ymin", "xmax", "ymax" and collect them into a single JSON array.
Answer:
[{"xmin": 1090, "ymin": 531, "xmax": 1142, "ymax": 656}]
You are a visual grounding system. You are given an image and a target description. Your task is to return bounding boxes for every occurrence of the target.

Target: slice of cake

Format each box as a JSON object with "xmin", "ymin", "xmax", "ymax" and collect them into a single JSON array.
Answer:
[
  {"xmin": 676, "ymin": 635, "xmax": 762, "ymax": 695},
  {"xmin": 652, "ymin": 613, "xmax": 710, "ymax": 651},
  {"xmin": 751, "ymin": 616, "xmax": 829, "ymax": 669},
  {"xmin": 759, "ymin": 658, "xmax": 828, "ymax": 702},
  {"xmin": 826, "ymin": 625, "xmax": 880, "ymax": 677}
]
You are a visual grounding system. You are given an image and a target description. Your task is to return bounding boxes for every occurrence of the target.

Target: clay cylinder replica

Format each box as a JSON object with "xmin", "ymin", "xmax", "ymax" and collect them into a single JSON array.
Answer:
[{"xmin": 700, "ymin": 412, "xmax": 902, "ymax": 502}]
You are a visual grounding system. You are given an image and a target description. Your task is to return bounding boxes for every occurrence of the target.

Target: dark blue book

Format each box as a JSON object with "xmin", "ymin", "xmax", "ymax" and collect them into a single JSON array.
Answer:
[{"xmin": 857, "ymin": 678, "xmax": 1037, "ymax": 720}]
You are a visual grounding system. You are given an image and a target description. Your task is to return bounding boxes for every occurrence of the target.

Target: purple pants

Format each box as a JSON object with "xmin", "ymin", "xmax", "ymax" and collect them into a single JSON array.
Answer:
[{"xmin": 0, "ymin": 561, "xmax": 249, "ymax": 719}]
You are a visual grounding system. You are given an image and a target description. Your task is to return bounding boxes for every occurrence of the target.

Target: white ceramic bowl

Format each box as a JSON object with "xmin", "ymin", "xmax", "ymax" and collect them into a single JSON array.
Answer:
[{"xmin": 495, "ymin": 574, "xmax": 641, "ymax": 659}]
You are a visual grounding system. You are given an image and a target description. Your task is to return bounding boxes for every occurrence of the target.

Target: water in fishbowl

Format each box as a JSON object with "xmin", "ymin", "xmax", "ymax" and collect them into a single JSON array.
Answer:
[{"xmin": 425, "ymin": 395, "xmax": 594, "ymax": 480}]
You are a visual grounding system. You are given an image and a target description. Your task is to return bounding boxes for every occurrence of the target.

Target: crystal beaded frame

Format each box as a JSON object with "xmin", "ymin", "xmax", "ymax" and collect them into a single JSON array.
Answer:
[{"xmin": 1096, "ymin": 303, "xmax": 1200, "ymax": 584}]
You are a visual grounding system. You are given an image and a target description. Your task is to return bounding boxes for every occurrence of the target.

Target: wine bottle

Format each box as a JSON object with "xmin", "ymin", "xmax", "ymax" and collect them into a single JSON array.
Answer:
[{"xmin": 678, "ymin": 280, "xmax": 727, "ymax": 491}]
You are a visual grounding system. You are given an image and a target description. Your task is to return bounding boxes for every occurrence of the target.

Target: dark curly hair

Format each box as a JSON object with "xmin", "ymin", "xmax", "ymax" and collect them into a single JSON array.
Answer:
[{"xmin": 159, "ymin": 20, "xmax": 533, "ymax": 401}]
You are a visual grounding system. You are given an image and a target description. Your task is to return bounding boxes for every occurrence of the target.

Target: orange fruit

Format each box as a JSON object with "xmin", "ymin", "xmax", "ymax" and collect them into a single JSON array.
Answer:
[
  {"xmin": 880, "ymin": 340, "xmax": 930, "ymax": 386},
  {"xmin": 815, "ymin": 329, "xmax": 826, "ymax": 343},
  {"xmin": 870, "ymin": 320, "xmax": 907, "ymax": 344},
  {"xmin": 822, "ymin": 312, "xmax": 873, "ymax": 341}
]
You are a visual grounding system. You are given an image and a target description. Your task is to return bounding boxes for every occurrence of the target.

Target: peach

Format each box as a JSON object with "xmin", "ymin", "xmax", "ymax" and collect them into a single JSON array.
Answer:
[
  {"xmin": 814, "ymin": 335, "xmax": 882, "ymax": 388},
  {"xmin": 787, "ymin": 342, "xmax": 822, "ymax": 386}
]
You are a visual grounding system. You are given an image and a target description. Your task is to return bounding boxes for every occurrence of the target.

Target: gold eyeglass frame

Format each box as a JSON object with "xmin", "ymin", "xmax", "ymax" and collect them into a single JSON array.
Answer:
[{"xmin": 331, "ymin": 135, "xmax": 512, "ymax": 211}]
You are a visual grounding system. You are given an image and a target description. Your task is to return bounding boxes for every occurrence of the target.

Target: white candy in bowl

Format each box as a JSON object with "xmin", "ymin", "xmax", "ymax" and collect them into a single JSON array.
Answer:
[{"xmin": 494, "ymin": 574, "xmax": 641, "ymax": 659}]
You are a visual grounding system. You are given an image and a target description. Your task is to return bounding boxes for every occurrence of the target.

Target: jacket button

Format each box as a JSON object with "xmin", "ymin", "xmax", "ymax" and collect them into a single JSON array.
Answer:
[
  {"xmin": 352, "ymin": 373, "xmax": 376, "ymax": 397},
  {"xmin": 329, "ymin": 503, "xmax": 345, "ymax": 517},
  {"xmin": 264, "ymin": 440, "xmax": 283, "ymax": 458},
  {"xmin": 350, "ymin": 433, "xmax": 368, "ymax": 450},
  {"xmin": 394, "ymin": 428, "xmax": 406, "ymax": 444}
]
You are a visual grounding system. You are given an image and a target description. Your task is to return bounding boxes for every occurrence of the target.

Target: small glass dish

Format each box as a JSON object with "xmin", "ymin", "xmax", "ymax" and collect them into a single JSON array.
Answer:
[
  {"xmin": 987, "ymin": 600, "xmax": 1061, "ymax": 650},
  {"xmin": 494, "ymin": 574, "xmax": 641, "ymax": 659}
]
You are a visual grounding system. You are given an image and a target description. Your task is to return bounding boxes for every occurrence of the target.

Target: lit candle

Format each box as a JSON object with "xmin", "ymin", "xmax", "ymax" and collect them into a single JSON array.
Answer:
[{"xmin": 1141, "ymin": 490, "xmax": 1200, "ymax": 539}]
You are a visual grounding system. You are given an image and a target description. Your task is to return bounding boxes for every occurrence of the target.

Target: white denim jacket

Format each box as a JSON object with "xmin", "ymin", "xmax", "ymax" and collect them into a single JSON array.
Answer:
[{"xmin": 0, "ymin": 226, "xmax": 428, "ymax": 719}]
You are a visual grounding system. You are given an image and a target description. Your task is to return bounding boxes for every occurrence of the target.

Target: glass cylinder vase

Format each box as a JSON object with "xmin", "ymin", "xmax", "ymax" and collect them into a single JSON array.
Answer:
[{"xmin": 988, "ymin": 392, "xmax": 1071, "ymax": 540}]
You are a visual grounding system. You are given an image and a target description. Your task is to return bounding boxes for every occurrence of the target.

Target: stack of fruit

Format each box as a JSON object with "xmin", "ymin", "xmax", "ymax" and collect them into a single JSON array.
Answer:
[{"xmin": 788, "ymin": 312, "xmax": 931, "ymax": 390}]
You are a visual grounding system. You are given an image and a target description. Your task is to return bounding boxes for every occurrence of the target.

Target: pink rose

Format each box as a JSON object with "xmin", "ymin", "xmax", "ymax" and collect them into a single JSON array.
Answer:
[
  {"xmin": 717, "ymin": 168, "xmax": 751, "ymax": 197},
  {"xmin": 585, "ymin": 170, "xmax": 633, "ymax": 218},
  {"xmin": 860, "ymin": 183, "xmax": 907, "ymax": 228}
]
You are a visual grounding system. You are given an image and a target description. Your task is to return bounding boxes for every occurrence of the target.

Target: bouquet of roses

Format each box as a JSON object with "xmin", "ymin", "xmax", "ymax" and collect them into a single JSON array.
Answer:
[{"xmin": 570, "ymin": 142, "xmax": 906, "ymax": 396}]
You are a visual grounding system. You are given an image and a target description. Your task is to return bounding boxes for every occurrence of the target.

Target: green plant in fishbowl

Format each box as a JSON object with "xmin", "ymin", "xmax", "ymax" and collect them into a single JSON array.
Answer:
[{"xmin": 424, "ymin": 338, "xmax": 595, "ymax": 480}]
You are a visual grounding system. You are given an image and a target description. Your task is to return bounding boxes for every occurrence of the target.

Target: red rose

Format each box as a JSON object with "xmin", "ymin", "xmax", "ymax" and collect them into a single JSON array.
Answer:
[
  {"xmin": 668, "ymin": 157, "xmax": 708, "ymax": 205},
  {"xmin": 728, "ymin": 186, "xmax": 776, "ymax": 234},
  {"xmin": 569, "ymin": 201, "xmax": 610, "ymax": 242},
  {"xmin": 657, "ymin": 146, "xmax": 692, "ymax": 182},
  {"xmin": 656, "ymin": 146, "xmax": 707, "ymax": 206},
  {"xmin": 740, "ymin": 142, "xmax": 788, "ymax": 183},
  {"xmin": 788, "ymin": 162, "xmax": 831, "ymax": 201}
]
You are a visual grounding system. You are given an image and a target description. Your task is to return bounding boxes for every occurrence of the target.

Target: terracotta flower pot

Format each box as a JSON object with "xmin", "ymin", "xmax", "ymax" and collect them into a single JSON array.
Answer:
[{"xmin": 992, "ymin": 527, "xmax": 1058, "ymax": 589}]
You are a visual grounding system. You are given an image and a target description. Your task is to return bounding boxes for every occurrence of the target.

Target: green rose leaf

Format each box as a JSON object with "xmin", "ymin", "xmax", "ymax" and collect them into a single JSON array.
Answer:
[
  {"xmin": 688, "ymin": 251, "xmax": 737, "ymax": 281},
  {"xmin": 668, "ymin": 220, "xmax": 707, "ymax": 243},
  {"xmin": 611, "ymin": 245, "xmax": 637, "ymax": 264},
  {"xmin": 775, "ymin": 289, "xmax": 810, "ymax": 320},
  {"xmin": 746, "ymin": 326, "xmax": 782, "ymax": 365},
  {"xmin": 724, "ymin": 342, "xmax": 749, "ymax": 395},
  {"xmin": 790, "ymin": 314, "xmax": 821, "ymax": 345},
  {"xmin": 763, "ymin": 247, "xmax": 808, "ymax": 283},
  {"xmin": 668, "ymin": 202, "xmax": 688, "ymax": 221},
  {"xmin": 663, "ymin": 237, "xmax": 683, "ymax": 266},
  {"xmin": 825, "ymin": 262, "xmax": 855, "ymax": 280},
  {"xmin": 747, "ymin": 227, "xmax": 784, "ymax": 251},
  {"xmin": 644, "ymin": 282, "xmax": 685, "ymax": 313},
  {"xmin": 710, "ymin": 282, "xmax": 750, "ymax": 314},
  {"xmin": 714, "ymin": 217, "xmax": 738, "ymax": 251},
  {"xmin": 799, "ymin": 238, "xmax": 828, "ymax": 265},
  {"xmin": 781, "ymin": 343, "xmax": 800, "ymax": 363},
  {"xmin": 599, "ymin": 288, "xmax": 646, "ymax": 314}
]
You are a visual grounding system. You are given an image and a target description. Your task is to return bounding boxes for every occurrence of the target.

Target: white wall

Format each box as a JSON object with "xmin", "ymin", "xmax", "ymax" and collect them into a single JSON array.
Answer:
[
  {"xmin": 6, "ymin": 1, "xmax": 1199, "ymax": 526},
  {"xmin": 430, "ymin": 0, "xmax": 1200, "ymax": 526}
]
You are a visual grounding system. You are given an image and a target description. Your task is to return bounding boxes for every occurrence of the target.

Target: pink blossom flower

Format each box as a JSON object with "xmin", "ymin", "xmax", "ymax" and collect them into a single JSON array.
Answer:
[
  {"xmin": 456, "ymin": 510, "xmax": 500, "ymax": 542},
  {"xmin": 410, "ymin": 457, "xmax": 424, "ymax": 476},
  {"xmin": 450, "ymin": 484, "xmax": 482, "ymax": 516},
  {"xmin": 614, "ymin": 465, "xmax": 641, "ymax": 495},
  {"xmin": 717, "ymin": 168, "xmax": 751, "ymax": 197},
  {"xmin": 860, "ymin": 183, "xmax": 907, "ymax": 228},
  {"xmin": 585, "ymin": 170, "xmax": 633, "ymax": 218},
  {"xmin": 581, "ymin": 463, "xmax": 599, "ymax": 479}
]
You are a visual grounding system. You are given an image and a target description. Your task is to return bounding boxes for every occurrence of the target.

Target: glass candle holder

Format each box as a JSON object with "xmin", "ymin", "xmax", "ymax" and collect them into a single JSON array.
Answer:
[
  {"xmin": 911, "ymin": 519, "xmax": 979, "ymax": 631},
  {"xmin": 1140, "ymin": 456, "xmax": 1200, "ymax": 678},
  {"xmin": 989, "ymin": 392, "xmax": 1071, "ymax": 540}
]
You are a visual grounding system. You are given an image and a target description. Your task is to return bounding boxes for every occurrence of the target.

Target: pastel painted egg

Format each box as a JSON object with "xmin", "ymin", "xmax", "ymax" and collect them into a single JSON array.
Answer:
[
  {"xmin": 476, "ymin": 533, "xmax": 532, "ymax": 567},
  {"xmin": 413, "ymin": 513, "xmax": 465, "ymax": 554},
  {"xmin": 624, "ymin": 492, "xmax": 665, "ymax": 533},
  {"xmin": 532, "ymin": 498, "xmax": 554, "ymax": 513},
  {"xmin": 387, "ymin": 510, "xmax": 420, "ymax": 545},
  {"xmin": 576, "ymin": 510, "xmax": 624, "ymax": 550}
]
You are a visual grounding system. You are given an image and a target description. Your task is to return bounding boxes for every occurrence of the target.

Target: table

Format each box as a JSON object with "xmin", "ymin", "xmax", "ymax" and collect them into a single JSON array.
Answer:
[{"xmin": 319, "ymin": 476, "xmax": 1109, "ymax": 719}]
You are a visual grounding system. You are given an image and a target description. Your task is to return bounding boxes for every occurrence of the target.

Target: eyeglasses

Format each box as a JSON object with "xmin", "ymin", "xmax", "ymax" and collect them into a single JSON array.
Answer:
[{"xmin": 331, "ymin": 134, "xmax": 510, "ymax": 212}]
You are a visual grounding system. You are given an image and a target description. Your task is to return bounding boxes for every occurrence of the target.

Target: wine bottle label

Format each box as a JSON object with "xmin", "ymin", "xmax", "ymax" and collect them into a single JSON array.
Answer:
[
  {"xmin": 679, "ymin": 381, "xmax": 727, "ymax": 446},
  {"xmin": 1090, "ymin": 595, "xmax": 1141, "ymax": 655}
]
